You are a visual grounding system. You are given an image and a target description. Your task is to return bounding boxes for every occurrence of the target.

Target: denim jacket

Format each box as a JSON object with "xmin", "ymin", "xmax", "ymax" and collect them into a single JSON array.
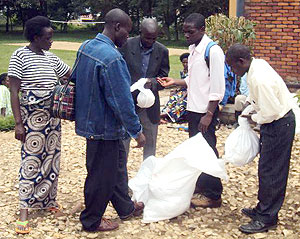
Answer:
[{"xmin": 73, "ymin": 33, "xmax": 142, "ymax": 140}]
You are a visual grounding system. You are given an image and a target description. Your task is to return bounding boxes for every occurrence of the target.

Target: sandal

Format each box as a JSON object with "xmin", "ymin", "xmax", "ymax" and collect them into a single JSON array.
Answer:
[
  {"xmin": 47, "ymin": 202, "xmax": 62, "ymax": 213},
  {"xmin": 15, "ymin": 220, "xmax": 31, "ymax": 234}
]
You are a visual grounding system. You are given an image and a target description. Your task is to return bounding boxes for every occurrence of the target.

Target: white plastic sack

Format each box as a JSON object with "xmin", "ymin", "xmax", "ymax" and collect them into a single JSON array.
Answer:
[
  {"xmin": 224, "ymin": 116, "xmax": 259, "ymax": 166},
  {"xmin": 129, "ymin": 133, "xmax": 228, "ymax": 223}
]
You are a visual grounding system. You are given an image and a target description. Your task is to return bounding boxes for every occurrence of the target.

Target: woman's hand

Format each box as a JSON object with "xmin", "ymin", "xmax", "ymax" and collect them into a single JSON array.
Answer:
[{"xmin": 15, "ymin": 122, "xmax": 26, "ymax": 143}]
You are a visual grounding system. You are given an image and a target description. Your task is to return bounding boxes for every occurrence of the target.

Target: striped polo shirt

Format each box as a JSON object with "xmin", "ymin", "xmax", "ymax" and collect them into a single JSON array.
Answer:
[{"xmin": 8, "ymin": 46, "xmax": 70, "ymax": 91}]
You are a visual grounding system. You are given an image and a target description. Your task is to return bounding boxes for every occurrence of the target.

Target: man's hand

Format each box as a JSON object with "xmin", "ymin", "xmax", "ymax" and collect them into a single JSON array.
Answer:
[
  {"xmin": 241, "ymin": 113, "xmax": 256, "ymax": 125},
  {"xmin": 156, "ymin": 77, "xmax": 175, "ymax": 87},
  {"xmin": 198, "ymin": 114, "xmax": 213, "ymax": 134},
  {"xmin": 144, "ymin": 79, "xmax": 152, "ymax": 89},
  {"xmin": 133, "ymin": 132, "xmax": 146, "ymax": 148},
  {"xmin": 15, "ymin": 122, "xmax": 26, "ymax": 143}
]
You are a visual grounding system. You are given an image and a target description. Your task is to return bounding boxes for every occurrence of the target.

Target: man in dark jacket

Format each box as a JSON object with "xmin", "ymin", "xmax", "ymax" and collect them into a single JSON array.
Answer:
[{"xmin": 119, "ymin": 18, "xmax": 170, "ymax": 160}]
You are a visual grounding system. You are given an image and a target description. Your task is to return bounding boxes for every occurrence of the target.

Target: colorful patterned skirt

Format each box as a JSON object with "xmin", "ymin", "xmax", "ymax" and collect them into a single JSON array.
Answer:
[
  {"xmin": 19, "ymin": 91, "xmax": 61, "ymax": 209},
  {"xmin": 161, "ymin": 88, "xmax": 188, "ymax": 123}
]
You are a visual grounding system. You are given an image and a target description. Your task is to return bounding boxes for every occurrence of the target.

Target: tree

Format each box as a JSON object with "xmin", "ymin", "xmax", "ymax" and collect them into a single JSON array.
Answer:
[
  {"xmin": 0, "ymin": 0, "xmax": 17, "ymax": 32},
  {"xmin": 47, "ymin": 0, "xmax": 88, "ymax": 31},
  {"xmin": 153, "ymin": 0, "xmax": 229, "ymax": 40}
]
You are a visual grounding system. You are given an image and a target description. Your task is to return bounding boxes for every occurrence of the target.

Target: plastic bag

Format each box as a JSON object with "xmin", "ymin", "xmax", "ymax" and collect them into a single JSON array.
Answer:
[
  {"xmin": 129, "ymin": 133, "xmax": 228, "ymax": 223},
  {"xmin": 224, "ymin": 116, "xmax": 259, "ymax": 166}
]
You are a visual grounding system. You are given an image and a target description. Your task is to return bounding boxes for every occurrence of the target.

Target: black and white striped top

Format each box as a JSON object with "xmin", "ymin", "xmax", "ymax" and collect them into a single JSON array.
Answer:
[{"xmin": 8, "ymin": 46, "xmax": 70, "ymax": 91}]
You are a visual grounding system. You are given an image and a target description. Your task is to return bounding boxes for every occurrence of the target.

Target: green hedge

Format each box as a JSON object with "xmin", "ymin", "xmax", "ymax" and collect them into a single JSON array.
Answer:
[
  {"xmin": 296, "ymin": 94, "xmax": 300, "ymax": 105},
  {"xmin": 0, "ymin": 115, "xmax": 15, "ymax": 131},
  {"xmin": 206, "ymin": 14, "xmax": 256, "ymax": 53}
]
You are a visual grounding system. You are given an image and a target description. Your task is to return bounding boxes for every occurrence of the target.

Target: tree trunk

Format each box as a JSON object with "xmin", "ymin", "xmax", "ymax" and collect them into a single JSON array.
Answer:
[
  {"xmin": 175, "ymin": 16, "xmax": 178, "ymax": 41},
  {"xmin": 5, "ymin": 4, "xmax": 10, "ymax": 32},
  {"xmin": 39, "ymin": 0, "xmax": 48, "ymax": 16}
]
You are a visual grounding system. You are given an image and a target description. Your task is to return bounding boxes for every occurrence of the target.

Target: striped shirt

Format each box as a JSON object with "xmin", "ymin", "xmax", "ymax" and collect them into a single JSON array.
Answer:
[{"xmin": 8, "ymin": 46, "xmax": 70, "ymax": 91}]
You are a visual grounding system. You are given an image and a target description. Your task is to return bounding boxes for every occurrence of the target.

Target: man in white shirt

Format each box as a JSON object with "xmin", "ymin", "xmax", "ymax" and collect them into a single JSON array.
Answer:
[
  {"xmin": 158, "ymin": 13, "xmax": 225, "ymax": 208},
  {"xmin": 226, "ymin": 43, "xmax": 296, "ymax": 234}
]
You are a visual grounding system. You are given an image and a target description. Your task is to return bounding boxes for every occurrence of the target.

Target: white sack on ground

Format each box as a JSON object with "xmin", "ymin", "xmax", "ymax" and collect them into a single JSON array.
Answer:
[
  {"xmin": 129, "ymin": 133, "xmax": 228, "ymax": 223},
  {"xmin": 224, "ymin": 116, "xmax": 259, "ymax": 166}
]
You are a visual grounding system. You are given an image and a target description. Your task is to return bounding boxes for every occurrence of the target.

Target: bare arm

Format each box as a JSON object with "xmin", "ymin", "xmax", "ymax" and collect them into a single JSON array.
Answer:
[
  {"xmin": 198, "ymin": 100, "xmax": 219, "ymax": 133},
  {"xmin": 59, "ymin": 68, "xmax": 72, "ymax": 84},
  {"xmin": 9, "ymin": 76, "xmax": 25, "ymax": 143},
  {"xmin": 157, "ymin": 77, "xmax": 187, "ymax": 87}
]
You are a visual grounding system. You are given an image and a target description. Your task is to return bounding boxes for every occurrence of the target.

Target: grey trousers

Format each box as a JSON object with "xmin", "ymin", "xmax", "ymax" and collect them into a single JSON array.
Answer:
[{"xmin": 123, "ymin": 110, "xmax": 158, "ymax": 160}]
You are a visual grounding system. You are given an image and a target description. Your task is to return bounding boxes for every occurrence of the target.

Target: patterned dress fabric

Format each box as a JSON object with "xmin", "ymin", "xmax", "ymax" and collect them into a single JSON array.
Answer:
[
  {"xmin": 19, "ymin": 95, "xmax": 61, "ymax": 209},
  {"xmin": 8, "ymin": 47, "xmax": 70, "ymax": 209},
  {"xmin": 161, "ymin": 71, "xmax": 188, "ymax": 123}
]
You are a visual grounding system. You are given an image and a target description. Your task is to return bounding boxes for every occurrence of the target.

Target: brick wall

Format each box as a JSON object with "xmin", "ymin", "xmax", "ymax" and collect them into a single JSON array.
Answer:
[{"xmin": 244, "ymin": 0, "xmax": 300, "ymax": 83}]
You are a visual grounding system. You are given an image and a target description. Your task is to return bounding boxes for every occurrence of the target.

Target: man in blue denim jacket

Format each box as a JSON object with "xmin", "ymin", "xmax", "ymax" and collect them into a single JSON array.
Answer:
[{"xmin": 73, "ymin": 9, "xmax": 146, "ymax": 232}]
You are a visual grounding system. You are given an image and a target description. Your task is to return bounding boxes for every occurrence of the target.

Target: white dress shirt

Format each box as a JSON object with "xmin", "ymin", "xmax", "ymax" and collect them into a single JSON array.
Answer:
[
  {"xmin": 247, "ymin": 58, "xmax": 293, "ymax": 124},
  {"xmin": 184, "ymin": 34, "xmax": 225, "ymax": 113}
]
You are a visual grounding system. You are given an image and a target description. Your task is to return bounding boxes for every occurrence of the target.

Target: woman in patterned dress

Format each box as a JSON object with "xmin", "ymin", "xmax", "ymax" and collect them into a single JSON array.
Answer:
[
  {"xmin": 8, "ymin": 16, "xmax": 71, "ymax": 234},
  {"xmin": 160, "ymin": 53, "xmax": 189, "ymax": 123}
]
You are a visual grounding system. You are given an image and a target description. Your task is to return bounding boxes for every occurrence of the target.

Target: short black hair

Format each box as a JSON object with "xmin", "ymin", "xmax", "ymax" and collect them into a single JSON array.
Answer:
[
  {"xmin": 180, "ymin": 53, "xmax": 189, "ymax": 62},
  {"xmin": 184, "ymin": 13, "xmax": 205, "ymax": 29},
  {"xmin": 0, "ymin": 73, "xmax": 8, "ymax": 85},
  {"xmin": 226, "ymin": 43, "xmax": 251, "ymax": 63},
  {"xmin": 104, "ymin": 8, "xmax": 129, "ymax": 27},
  {"xmin": 24, "ymin": 16, "xmax": 51, "ymax": 42}
]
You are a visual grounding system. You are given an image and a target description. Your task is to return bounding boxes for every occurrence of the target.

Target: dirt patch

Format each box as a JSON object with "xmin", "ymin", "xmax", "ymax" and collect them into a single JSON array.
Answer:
[{"xmin": 7, "ymin": 41, "xmax": 187, "ymax": 55}]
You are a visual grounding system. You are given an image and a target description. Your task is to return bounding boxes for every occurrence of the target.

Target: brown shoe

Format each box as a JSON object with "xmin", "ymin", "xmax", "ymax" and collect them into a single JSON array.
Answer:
[
  {"xmin": 120, "ymin": 201, "xmax": 144, "ymax": 220},
  {"xmin": 83, "ymin": 218, "xmax": 119, "ymax": 232},
  {"xmin": 191, "ymin": 195, "xmax": 222, "ymax": 208},
  {"xmin": 98, "ymin": 218, "xmax": 119, "ymax": 231}
]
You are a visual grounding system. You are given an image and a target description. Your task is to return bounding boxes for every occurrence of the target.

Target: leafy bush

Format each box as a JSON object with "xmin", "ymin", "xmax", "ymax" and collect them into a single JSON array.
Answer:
[
  {"xmin": 0, "ymin": 115, "xmax": 15, "ymax": 131},
  {"xmin": 296, "ymin": 93, "xmax": 300, "ymax": 106},
  {"xmin": 206, "ymin": 14, "xmax": 256, "ymax": 52}
]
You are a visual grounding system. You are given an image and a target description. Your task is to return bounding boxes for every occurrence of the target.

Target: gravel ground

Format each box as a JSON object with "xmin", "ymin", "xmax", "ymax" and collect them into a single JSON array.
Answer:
[{"xmin": 1, "ymin": 95, "xmax": 300, "ymax": 239}]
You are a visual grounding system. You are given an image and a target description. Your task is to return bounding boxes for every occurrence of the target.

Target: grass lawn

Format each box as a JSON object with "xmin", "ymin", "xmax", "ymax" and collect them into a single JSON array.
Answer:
[{"xmin": 0, "ymin": 30, "xmax": 183, "ymax": 79}]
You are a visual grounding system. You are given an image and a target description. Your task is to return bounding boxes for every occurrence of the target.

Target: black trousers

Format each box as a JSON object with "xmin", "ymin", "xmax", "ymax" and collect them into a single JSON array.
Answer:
[
  {"xmin": 255, "ymin": 110, "xmax": 295, "ymax": 224},
  {"xmin": 80, "ymin": 139, "xmax": 134, "ymax": 231},
  {"xmin": 187, "ymin": 110, "xmax": 223, "ymax": 200}
]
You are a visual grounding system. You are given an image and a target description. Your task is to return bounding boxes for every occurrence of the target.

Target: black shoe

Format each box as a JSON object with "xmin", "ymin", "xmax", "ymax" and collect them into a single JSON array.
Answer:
[
  {"xmin": 239, "ymin": 220, "xmax": 277, "ymax": 234},
  {"xmin": 241, "ymin": 208, "xmax": 256, "ymax": 219}
]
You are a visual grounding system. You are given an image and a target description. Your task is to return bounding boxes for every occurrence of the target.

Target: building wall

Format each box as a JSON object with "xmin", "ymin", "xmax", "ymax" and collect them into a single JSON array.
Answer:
[
  {"xmin": 229, "ymin": 0, "xmax": 237, "ymax": 17},
  {"xmin": 244, "ymin": 0, "xmax": 300, "ymax": 83}
]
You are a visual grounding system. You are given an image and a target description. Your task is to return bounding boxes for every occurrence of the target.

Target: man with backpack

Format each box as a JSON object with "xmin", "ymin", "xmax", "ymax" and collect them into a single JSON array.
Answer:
[{"xmin": 157, "ymin": 13, "xmax": 225, "ymax": 208}]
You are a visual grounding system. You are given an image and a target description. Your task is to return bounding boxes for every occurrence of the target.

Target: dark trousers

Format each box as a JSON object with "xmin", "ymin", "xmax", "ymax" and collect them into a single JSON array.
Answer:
[
  {"xmin": 80, "ymin": 139, "xmax": 134, "ymax": 231},
  {"xmin": 255, "ymin": 110, "xmax": 295, "ymax": 224},
  {"xmin": 123, "ymin": 110, "xmax": 158, "ymax": 160},
  {"xmin": 187, "ymin": 110, "xmax": 223, "ymax": 200}
]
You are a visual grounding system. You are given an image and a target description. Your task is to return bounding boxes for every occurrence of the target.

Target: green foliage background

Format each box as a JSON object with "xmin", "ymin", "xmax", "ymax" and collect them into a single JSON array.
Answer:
[
  {"xmin": 0, "ymin": 115, "xmax": 15, "ymax": 131},
  {"xmin": 206, "ymin": 14, "xmax": 256, "ymax": 53}
]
